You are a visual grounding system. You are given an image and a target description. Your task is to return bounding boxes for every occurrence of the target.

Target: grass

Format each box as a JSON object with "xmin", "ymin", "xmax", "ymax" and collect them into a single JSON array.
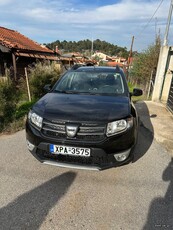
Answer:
[{"xmin": 15, "ymin": 100, "xmax": 36, "ymax": 119}]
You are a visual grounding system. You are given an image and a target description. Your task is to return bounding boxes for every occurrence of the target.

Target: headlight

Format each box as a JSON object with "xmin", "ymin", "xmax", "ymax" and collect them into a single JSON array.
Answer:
[
  {"xmin": 28, "ymin": 110, "xmax": 43, "ymax": 129},
  {"xmin": 106, "ymin": 118, "xmax": 133, "ymax": 137}
]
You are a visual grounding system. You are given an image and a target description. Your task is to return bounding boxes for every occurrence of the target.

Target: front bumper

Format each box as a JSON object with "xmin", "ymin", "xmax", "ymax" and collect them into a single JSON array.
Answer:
[
  {"xmin": 27, "ymin": 140, "xmax": 133, "ymax": 170},
  {"xmin": 26, "ymin": 120, "xmax": 136, "ymax": 170}
]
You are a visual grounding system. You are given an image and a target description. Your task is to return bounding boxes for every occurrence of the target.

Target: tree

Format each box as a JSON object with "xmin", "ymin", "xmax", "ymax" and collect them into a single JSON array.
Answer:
[
  {"xmin": 46, "ymin": 39, "xmax": 129, "ymax": 58},
  {"xmin": 129, "ymin": 34, "xmax": 161, "ymax": 91}
]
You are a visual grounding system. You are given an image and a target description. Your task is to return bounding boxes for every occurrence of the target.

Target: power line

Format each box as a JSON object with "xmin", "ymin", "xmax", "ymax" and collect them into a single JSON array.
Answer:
[{"xmin": 136, "ymin": 0, "xmax": 164, "ymax": 39}]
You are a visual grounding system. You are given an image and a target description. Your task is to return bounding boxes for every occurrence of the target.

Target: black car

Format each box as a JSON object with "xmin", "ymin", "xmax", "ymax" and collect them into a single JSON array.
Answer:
[{"xmin": 26, "ymin": 66, "xmax": 142, "ymax": 170}]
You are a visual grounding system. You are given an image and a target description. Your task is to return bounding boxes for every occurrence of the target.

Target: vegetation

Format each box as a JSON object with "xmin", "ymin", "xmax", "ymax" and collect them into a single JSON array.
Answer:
[
  {"xmin": 128, "ymin": 82, "xmax": 146, "ymax": 103},
  {"xmin": 129, "ymin": 34, "xmax": 161, "ymax": 94},
  {"xmin": 0, "ymin": 80, "xmax": 20, "ymax": 131},
  {"xmin": 0, "ymin": 61, "xmax": 61, "ymax": 133},
  {"xmin": 46, "ymin": 39, "xmax": 129, "ymax": 58},
  {"xmin": 15, "ymin": 101, "xmax": 36, "ymax": 119},
  {"xmin": 28, "ymin": 61, "xmax": 61, "ymax": 99}
]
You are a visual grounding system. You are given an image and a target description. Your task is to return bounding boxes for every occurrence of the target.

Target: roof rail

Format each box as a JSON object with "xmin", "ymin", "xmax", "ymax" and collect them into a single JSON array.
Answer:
[
  {"xmin": 70, "ymin": 62, "xmax": 94, "ymax": 70},
  {"xmin": 70, "ymin": 64, "xmax": 85, "ymax": 70},
  {"xmin": 86, "ymin": 62, "xmax": 94, "ymax": 66}
]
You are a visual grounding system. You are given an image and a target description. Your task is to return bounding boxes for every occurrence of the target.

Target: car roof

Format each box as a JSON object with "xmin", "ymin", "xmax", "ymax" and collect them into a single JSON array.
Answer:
[{"xmin": 75, "ymin": 66, "xmax": 121, "ymax": 72}]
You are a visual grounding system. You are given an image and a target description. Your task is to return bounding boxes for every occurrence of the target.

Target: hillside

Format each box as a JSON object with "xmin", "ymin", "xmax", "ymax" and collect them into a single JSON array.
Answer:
[{"xmin": 46, "ymin": 39, "xmax": 129, "ymax": 58}]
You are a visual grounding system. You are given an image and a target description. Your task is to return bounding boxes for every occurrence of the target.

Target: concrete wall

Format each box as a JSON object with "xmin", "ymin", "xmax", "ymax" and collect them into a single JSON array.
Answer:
[
  {"xmin": 161, "ymin": 73, "xmax": 172, "ymax": 102},
  {"xmin": 152, "ymin": 46, "xmax": 170, "ymax": 102}
]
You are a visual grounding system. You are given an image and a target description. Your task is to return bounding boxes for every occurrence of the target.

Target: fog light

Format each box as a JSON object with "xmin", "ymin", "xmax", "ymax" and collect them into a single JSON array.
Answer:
[
  {"xmin": 114, "ymin": 149, "xmax": 131, "ymax": 162},
  {"xmin": 27, "ymin": 140, "xmax": 35, "ymax": 151}
]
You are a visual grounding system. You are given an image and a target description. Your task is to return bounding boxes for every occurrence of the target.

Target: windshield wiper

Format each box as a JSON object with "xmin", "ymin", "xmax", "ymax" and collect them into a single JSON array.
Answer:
[
  {"xmin": 80, "ymin": 92, "xmax": 101, "ymax": 95},
  {"xmin": 55, "ymin": 90, "xmax": 103, "ymax": 95},
  {"xmin": 54, "ymin": 90, "xmax": 78, "ymax": 94}
]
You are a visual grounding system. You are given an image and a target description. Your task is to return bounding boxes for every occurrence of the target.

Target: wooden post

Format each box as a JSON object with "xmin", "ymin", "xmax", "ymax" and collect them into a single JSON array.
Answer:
[
  {"xmin": 12, "ymin": 53, "xmax": 17, "ymax": 81},
  {"xmin": 25, "ymin": 67, "xmax": 31, "ymax": 102},
  {"xmin": 4, "ymin": 62, "xmax": 9, "ymax": 84}
]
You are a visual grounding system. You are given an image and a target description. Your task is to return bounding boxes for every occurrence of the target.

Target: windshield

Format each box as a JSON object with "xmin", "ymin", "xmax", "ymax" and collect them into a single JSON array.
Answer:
[{"xmin": 54, "ymin": 71, "xmax": 125, "ymax": 95}]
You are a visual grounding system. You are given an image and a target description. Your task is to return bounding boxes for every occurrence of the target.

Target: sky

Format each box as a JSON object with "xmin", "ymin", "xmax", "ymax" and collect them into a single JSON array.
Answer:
[{"xmin": 0, "ymin": 0, "xmax": 172, "ymax": 51}]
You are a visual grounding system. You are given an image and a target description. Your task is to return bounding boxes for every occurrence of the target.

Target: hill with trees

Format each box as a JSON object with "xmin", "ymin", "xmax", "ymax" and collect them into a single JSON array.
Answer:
[{"xmin": 46, "ymin": 39, "xmax": 129, "ymax": 58}]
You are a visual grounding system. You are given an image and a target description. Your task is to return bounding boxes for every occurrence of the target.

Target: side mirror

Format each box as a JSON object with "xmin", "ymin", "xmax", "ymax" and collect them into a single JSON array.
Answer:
[
  {"xmin": 131, "ymin": 88, "xmax": 143, "ymax": 96},
  {"xmin": 44, "ymin": 84, "xmax": 51, "ymax": 92}
]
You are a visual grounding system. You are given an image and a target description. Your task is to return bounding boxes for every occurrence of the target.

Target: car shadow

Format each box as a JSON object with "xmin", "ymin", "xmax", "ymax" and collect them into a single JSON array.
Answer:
[
  {"xmin": 0, "ymin": 171, "xmax": 76, "ymax": 230},
  {"xmin": 143, "ymin": 158, "xmax": 173, "ymax": 229},
  {"xmin": 132, "ymin": 101, "xmax": 155, "ymax": 163}
]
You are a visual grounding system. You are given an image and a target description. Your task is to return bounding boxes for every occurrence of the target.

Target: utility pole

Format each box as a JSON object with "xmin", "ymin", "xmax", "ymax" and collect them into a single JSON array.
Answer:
[
  {"xmin": 127, "ymin": 36, "xmax": 134, "ymax": 80},
  {"xmin": 163, "ymin": 0, "xmax": 173, "ymax": 46},
  {"xmin": 91, "ymin": 38, "xmax": 94, "ymax": 57},
  {"xmin": 128, "ymin": 36, "xmax": 134, "ymax": 62},
  {"xmin": 155, "ymin": 17, "xmax": 158, "ymax": 39}
]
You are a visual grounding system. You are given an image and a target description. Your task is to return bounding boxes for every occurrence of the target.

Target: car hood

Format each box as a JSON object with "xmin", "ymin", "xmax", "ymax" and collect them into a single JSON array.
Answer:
[{"xmin": 33, "ymin": 93, "xmax": 131, "ymax": 123}]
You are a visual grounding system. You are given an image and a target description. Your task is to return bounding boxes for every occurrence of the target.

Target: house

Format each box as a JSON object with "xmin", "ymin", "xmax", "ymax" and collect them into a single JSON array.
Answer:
[
  {"xmin": 60, "ymin": 52, "xmax": 95, "ymax": 68},
  {"xmin": 0, "ymin": 26, "xmax": 59, "ymax": 80},
  {"xmin": 111, "ymin": 56, "xmax": 127, "ymax": 65},
  {"xmin": 92, "ymin": 52, "xmax": 112, "ymax": 61}
]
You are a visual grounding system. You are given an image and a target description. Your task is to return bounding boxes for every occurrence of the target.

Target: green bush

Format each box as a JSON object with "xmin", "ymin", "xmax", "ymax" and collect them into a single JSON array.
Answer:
[
  {"xmin": 0, "ymin": 80, "xmax": 19, "ymax": 130},
  {"xmin": 128, "ymin": 82, "xmax": 134, "ymax": 93},
  {"xmin": 29, "ymin": 61, "xmax": 61, "ymax": 99},
  {"xmin": 15, "ymin": 100, "xmax": 36, "ymax": 119}
]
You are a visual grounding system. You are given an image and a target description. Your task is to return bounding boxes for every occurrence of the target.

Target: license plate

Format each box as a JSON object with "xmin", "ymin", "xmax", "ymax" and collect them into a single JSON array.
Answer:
[{"xmin": 49, "ymin": 144, "xmax": 90, "ymax": 157}]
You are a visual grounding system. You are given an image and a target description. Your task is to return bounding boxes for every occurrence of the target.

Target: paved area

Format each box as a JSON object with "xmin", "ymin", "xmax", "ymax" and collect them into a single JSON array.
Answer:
[
  {"xmin": 137, "ymin": 101, "xmax": 173, "ymax": 156},
  {"xmin": 0, "ymin": 101, "xmax": 173, "ymax": 230}
]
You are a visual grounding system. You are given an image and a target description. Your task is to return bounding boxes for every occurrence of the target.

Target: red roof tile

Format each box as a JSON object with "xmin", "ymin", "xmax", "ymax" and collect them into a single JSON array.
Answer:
[
  {"xmin": 0, "ymin": 26, "xmax": 54, "ymax": 53},
  {"xmin": 107, "ymin": 62, "xmax": 125, "ymax": 67}
]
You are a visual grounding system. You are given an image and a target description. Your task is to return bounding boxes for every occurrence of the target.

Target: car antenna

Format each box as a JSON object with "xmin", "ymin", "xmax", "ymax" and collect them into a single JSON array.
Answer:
[{"xmin": 116, "ymin": 64, "xmax": 120, "ymax": 71}]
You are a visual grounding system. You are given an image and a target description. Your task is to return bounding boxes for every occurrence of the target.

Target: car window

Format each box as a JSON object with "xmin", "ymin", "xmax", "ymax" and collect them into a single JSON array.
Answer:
[{"xmin": 54, "ymin": 71, "xmax": 125, "ymax": 95}]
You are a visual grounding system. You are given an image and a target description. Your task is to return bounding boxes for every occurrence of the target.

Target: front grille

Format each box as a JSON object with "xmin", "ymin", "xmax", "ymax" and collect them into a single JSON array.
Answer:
[{"xmin": 41, "ymin": 119, "xmax": 106, "ymax": 141}]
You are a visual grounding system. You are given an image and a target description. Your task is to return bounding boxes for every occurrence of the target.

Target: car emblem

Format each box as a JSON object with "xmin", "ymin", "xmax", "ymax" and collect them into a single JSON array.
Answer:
[{"xmin": 66, "ymin": 124, "xmax": 79, "ymax": 138}]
